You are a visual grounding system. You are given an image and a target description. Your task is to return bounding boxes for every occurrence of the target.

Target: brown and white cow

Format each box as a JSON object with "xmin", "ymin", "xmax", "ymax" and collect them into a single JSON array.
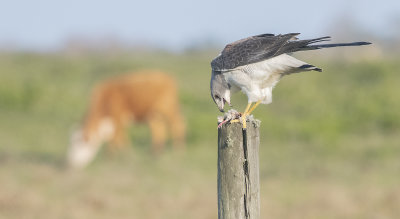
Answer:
[{"xmin": 67, "ymin": 70, "xmax": 185, "ymax": 168}]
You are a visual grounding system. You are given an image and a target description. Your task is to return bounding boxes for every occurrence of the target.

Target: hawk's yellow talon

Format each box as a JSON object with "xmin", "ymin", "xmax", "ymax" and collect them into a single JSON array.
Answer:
[
  {"xmin": 223, "ymin": 100, "xmax": 262, "ymax": 129},
  {"xmin": 230, "ymin": 119, "xmax": 240, "ymax": 123}
]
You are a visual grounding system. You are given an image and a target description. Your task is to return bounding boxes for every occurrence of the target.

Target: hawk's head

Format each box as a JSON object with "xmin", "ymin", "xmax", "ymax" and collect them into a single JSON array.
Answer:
[{"xmin": 210, "ymin": 71, "xmax": 231, "ymax": 112}]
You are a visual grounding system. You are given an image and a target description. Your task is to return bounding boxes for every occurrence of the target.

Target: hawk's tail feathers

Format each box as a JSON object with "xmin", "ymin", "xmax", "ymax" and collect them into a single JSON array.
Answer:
[
  {"xmin": 307, "ymin": 41, "xmax": 372, "ymax": 50},
  {"xmin": 308, "ymin": 36, "xmax": 331, "ymax": 44}
]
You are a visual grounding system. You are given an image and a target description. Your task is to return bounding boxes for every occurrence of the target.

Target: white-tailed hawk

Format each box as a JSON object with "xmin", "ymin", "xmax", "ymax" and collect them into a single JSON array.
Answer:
[{"xmin": 210, "ymin": 33, "xmax": 371, "ymax": 128}]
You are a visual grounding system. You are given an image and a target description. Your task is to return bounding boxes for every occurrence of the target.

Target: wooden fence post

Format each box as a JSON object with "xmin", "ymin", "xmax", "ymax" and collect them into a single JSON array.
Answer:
[{"xmin": 217, "ymin": 116, "xmax": 260, "ymax": 219}]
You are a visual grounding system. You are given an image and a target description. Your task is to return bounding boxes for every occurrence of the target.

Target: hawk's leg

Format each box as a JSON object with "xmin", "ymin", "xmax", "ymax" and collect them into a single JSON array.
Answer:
[
  {"xmin": 240, "ymin": 102, "xmax": 253, "ymax": 129},
  {"xmin": 247, "ymin": 100, "xmax": 262, "ymax": 115},
  {"xmin": 231, "ymin": 100, "xmax": 262, "ymax": 129}
]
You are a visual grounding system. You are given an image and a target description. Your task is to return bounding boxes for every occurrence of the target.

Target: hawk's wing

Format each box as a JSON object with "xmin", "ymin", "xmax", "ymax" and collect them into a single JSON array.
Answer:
[{"xmin": 211, "ymin": 33, "xmax": 331, "ymax": 71}]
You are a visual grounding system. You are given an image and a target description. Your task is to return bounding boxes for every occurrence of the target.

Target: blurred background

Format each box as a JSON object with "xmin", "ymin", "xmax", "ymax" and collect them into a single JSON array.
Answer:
[{"xmin": 1, "ymin": 0, "xmax": 399, "ymax": 218}]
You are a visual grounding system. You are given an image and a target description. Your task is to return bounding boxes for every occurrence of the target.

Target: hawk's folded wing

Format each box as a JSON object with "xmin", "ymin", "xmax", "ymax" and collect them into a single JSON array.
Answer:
[{"xmin": 211, "ymin": 33, "xmax": 332, "ymax": 71}]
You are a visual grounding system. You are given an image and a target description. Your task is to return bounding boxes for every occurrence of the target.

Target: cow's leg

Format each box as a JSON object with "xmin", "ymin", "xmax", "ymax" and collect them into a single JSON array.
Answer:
[
  {"xmin": 148, "ymin": 114, "xmax": 167, "ymax": 154},
  {"xmin": 168, "ymin": 112, "xmax": 185, "ymax": 149}
]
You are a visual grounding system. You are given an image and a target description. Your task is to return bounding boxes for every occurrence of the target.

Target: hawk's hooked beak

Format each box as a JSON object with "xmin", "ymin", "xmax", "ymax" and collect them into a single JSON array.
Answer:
[{"xmin": 218, "ymin": 98, "xmax": 231, "ymax": 112}]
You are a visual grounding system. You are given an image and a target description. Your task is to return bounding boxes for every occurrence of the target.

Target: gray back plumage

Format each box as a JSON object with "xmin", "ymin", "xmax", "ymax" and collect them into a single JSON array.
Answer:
[{"xmin": 211, "ymin": 33, "xmax": 371, "ymax": 71}]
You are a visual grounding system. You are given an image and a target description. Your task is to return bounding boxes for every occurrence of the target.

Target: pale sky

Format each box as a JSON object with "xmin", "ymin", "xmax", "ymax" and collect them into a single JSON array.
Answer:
[{"xmin": 1, "ymin": 0, "xmax": 399, "ymax": 51}]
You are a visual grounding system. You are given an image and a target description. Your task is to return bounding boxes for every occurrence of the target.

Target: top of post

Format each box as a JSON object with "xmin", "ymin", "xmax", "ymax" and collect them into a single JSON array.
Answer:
[{"xmin": 217, "ymin": 109, "xmax": 261, "ymax": 129}]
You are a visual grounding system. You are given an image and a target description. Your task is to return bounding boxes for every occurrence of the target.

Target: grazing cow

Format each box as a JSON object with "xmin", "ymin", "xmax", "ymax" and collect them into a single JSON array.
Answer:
[{"xmin": 67, "ymin": 71, "xmax": 185, "ymax": 168}]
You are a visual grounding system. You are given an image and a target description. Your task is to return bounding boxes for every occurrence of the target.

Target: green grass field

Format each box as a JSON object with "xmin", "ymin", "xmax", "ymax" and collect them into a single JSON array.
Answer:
[{"xmin": 0, "ymin": 50, "xmax": 399, "ymax": 218}]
